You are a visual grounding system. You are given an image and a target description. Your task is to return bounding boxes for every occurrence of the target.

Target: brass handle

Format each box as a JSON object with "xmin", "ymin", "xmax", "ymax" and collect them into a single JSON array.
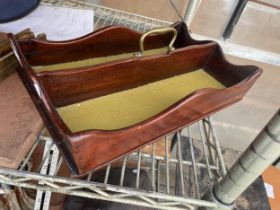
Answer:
[{"xmin": 136, "ymin": 27, "xmax": 177, "ymax": 57}]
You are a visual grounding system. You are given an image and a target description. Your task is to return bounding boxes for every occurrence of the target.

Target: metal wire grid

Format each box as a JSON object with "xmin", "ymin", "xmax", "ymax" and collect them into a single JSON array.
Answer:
[
  {"xmin": 0, "ymin": 117, "xmax": 226, "ymax": 210},
  {"xmin": 41, "ymin": 0, "xmax": 171, "ymax": 31}
]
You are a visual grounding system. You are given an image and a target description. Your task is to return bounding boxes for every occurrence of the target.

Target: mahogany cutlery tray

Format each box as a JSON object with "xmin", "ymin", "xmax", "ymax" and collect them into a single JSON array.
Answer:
[{"xmin": 9, "ymin": 22, "xmax": 262, "ymax": 175}]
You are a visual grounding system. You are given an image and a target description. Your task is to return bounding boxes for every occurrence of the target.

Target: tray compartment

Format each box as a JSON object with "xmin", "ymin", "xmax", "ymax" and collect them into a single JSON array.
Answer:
[{"xmin": 57, "ymin": 69, "xmax": 224, "ymax": 131}]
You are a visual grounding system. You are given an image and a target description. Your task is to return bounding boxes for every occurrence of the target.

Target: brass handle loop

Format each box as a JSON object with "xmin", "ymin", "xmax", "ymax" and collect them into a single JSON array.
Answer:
[{"xmin": 136, "ymin": 27, "xmax": 177, "ymax": 57}]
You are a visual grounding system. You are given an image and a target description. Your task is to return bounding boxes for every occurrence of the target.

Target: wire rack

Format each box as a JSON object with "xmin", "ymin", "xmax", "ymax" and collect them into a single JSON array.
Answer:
[
  {"xmin": 0, "ymin": 117, "xmax": 226, "ymax": 210},
  {"xmin": 42, "ymin": 0, "xmax": 171, "ymax": 31},
  {"xmin": 0, "ymin": 1, "xmax": 228, "ymax": 209}
]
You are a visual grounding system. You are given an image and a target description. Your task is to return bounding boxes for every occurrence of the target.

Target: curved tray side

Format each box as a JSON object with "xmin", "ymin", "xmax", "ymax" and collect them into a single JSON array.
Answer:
[
  {"xmin": 204, "ymin": 44, "xmax": 260, "ymax": 87},
  {"xmin": 17, "ymin": 22, "xmax": 212, "ymax": 66},
  {"xmin": 9, "ymin": 34, "xmax": 80, "ymax": 174},
  {"xmin": 70, "ymin": 69, "xmax": 261, "ymax": 175}
]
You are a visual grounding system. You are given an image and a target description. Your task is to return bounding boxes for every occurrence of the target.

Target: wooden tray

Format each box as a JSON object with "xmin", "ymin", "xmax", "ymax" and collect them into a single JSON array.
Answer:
[{"xmin": 9, "ymin": 22, "xmax": 262, "ymax": 175}]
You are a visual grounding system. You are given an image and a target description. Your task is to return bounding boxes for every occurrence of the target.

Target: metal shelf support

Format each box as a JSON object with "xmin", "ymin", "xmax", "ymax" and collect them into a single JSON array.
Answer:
[{"xmin": 204, "ymin": 109, "xmax": 280, "ymax": 210}]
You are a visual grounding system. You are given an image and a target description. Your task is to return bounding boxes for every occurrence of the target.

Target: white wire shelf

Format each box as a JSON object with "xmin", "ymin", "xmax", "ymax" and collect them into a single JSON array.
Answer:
[
  {"xmin": 41, "ymin": 0, "xmax": 171, "ymax": 31},
  {"xmin": 0, "ymin": 1, "xmax": 228, "ymax": 209},
  {"xmin": 0, "ymin": 117, "xmax": 226, "ymax": 210}
]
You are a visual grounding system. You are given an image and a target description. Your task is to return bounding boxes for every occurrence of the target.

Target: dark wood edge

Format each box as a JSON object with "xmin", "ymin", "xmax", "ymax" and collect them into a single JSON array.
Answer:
[
  {"xmin": 8, "ymin": 33, "xmax": 80, "ymax": 174},
  {"xmin": 204, "ymin": 43, "xmax": 263, "ymax": 86}
]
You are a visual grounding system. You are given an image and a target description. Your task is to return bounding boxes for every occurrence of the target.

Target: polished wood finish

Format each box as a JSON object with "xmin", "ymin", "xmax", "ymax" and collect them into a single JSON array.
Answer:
[{"xmin": 9, "ymin": 22, "xmax": 262, "ymax": 175}]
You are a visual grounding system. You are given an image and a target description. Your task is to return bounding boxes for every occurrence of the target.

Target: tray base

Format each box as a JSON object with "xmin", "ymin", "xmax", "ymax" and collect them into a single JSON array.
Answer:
[{"xmin": 57, "ymin": 69, "xmax": 224, "ymax": 131}]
